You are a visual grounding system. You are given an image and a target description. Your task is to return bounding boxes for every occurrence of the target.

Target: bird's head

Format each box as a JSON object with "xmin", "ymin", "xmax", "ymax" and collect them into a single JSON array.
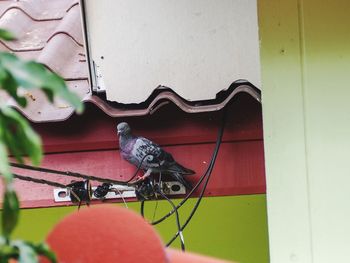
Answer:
[{"xmin": 117, "ymin": 122, "xmax": 131, "ymax": 136}]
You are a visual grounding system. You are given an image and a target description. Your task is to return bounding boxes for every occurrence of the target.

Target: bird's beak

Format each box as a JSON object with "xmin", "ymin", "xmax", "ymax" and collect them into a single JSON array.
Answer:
[{"xmin": 117, "ymin": 130, "xmax": 121, "ymax": 135}]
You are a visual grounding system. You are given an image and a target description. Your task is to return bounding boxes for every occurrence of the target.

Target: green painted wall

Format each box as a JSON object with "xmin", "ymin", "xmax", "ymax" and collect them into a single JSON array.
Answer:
[
  {"xmin": 2, "ymin": 195, "xmax": 269, "ymax": 263},
  {"xmin": 258, "ymin": 0, "xmax": 314, "ymax": 261},
  {"xmin": 260, "ymin": 0, "xmax": 350, "ymax": 262}
]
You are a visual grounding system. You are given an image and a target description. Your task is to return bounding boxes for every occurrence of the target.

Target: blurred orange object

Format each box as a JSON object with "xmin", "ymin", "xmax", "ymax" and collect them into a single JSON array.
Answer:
[
  {"xmin": 167, "ymin": 248, "xmax": 232, "ymax": 263},
  {"xmin": 40, "ymin": 205, "xmax": 235, "ymax": 263}
]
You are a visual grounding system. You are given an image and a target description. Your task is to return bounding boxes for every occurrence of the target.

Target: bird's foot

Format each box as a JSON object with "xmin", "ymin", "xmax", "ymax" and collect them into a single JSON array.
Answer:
[{"xmin": 132, "ymin": 169, "xmax": 152, "ymax": 184}]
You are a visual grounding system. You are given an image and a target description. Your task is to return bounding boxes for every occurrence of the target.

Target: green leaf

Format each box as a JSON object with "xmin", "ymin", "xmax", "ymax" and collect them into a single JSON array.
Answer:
[
  {"xmin": 0, "ymin": 236, "xmax": 6, "ymax": 246},
  {"xmin": 0, "ymin": 53, "xmax": 83, "ymax": 113},
  {"xmin": 1, "ymin": 106, "xmax": 42, "ymax": 165},
  {"xmin": 0, "ymin": 140, "xmax": 12, "ymax": 183},
  {"xmin": 2, "ymin": 188, "xmax": 20, "ymax": 238},
  {"xmin": 0, "ymin": 121, "xmax": 12, "ymax": 183},
  {"xmin": 0, "ymin": 29, "xmax": 16, "ymax": 41},
  {"xmin": 12, "ymin": 241, "xmax": 38, "ymax": 263},
  {"xmin": 0, "ymin": 63, "xmax": 8, "ymax": 82},
  {"xmin": 0, "ymin": 53, "xmax": 45, "ymax": 88},
  {"xmin": 0, "ymin": 68, "xmax": 27, "ymax": 107},
  {"xmin": 32, "ymin": 243, "xmax": 57, "ymax": 263},
  {"xmin": 0, "ymin": 242, "xmax": 18, "ymax": 263},
  {"xmin": 2, "ymin": 124, "xmax": 25, "ymax": 164}
]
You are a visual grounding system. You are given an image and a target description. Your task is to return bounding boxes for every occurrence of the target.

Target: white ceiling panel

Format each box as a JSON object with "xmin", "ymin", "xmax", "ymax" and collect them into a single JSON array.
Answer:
[{"xmin": 82, "ymin": 0, "xmax": 261, "ymax": 103}]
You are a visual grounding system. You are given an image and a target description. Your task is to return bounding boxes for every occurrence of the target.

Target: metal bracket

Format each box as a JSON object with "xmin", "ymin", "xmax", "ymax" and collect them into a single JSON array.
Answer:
[
  {"xmin": 53, "ymin": 181, "xmax": 186, "ymax": 202},
  {"xmin": 161, "ymin": 181, "xmax": 186, "ymax": 195},
  {"xmin": 91, "ymin": 61, "xmax": 106, "ymax": 93}
]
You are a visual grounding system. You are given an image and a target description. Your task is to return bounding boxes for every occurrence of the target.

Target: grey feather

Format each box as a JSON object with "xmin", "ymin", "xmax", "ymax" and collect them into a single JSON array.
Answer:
[{"xmin": 117, "ymin": 122, "xmax": 194, "ymax": 189}]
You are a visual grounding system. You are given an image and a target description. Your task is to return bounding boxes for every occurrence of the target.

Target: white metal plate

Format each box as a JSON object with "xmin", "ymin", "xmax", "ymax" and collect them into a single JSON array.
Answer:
[
  {"xmin": 53, "ymin": 181, "xmax": 186, "ymax": 202},
  {"xmin": 82, "ymin": 0, "xmax": 261, "ymax": 103}
]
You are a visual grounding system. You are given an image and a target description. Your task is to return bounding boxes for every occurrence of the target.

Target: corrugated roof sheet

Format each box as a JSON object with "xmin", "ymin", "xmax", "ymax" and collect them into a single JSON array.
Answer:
[
  {"xmin": 0, "ymin": 0, "xmax": 260, "ymax": 123},
  {"xmin": 83, "ymin": 0, "xmax": 261, "ymax": 103}
]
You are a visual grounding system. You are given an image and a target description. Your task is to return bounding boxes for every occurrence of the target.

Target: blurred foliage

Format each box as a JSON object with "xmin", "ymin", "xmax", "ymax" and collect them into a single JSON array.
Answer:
[{"xmin": 0, "ymin": 28, "xmax": 83, "ymax": 262}]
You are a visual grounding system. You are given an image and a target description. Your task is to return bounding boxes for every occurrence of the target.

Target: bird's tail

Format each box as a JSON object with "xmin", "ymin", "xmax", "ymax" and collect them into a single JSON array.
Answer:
[
  {"xmin": 169, "ymin": 162, "xmax": 195, "ymax": 175},
  {"xmin": 171, "ymin": 172, "xmax": 193, "ymax": 190}
]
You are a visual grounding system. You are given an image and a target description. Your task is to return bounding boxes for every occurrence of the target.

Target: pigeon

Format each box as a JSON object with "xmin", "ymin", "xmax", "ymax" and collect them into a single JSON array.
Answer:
[{"xmin": 117, "ymin": 122, "xmax": 195, "ymax": 189}]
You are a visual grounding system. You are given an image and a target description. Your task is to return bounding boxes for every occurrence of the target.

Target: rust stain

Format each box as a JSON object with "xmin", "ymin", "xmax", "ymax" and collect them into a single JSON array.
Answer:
[
  {"xmin": 57, "ymin": 104, "xmax": 71, "ymax": 109},
  {"xmin": 25, "ymin": 92, "xmax": 36, "ymax": 101}
]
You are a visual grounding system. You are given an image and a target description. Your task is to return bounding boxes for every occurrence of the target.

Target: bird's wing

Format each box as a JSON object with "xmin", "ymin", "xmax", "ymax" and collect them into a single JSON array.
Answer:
[{"xmin": 132, "ymin": 137, "xmax": 174, "ymax": 168}]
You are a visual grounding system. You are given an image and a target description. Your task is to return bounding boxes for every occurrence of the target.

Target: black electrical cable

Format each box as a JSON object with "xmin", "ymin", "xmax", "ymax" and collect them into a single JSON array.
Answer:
[
  {"xmin": 10, "ymin": 162, "xmax": 127, "ymax": 185},
  {"xmin": 13, "ymin": 173, "xmax": 67, "ymax": 188},
  {"xmin": 151, "ymin": 165, "xmax": 208, "ymax": 225},
  {"xmin": 140, "ymin": 200, "xmax": 145, "ymax": 218},
  {"xmin": 151, "ymin": 110, "xmax": 227, "ymax": 226},
  {"xmin": 165, "ymin": 109, "xmax": 227, "ymax": 246},
  {"xmin": 156, "ymin": 187, "xmax": 185, "ymax": 252},
  {"xmin": 139, "ymin": 161, "xmax": 162, "ymax": 220},
  {"xmin": 10, "ymin": 154, "xmax": 154, "ymax": 186}
]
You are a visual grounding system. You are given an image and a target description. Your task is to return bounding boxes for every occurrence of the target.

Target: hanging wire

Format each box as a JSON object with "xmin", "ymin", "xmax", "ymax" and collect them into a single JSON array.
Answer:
[
  {"xmin": 140, "ymin": 160, "xmax": 162, "ymax": 220},
  {"xmin": 140, "ymin": 200, "xmax": 145, "ymax": 218},
  {"xmin": 110, "ymin": 187, "xmax": 128, "ymax": 208},
  {"xmin": 155, "ymin": 186, "xmax": 185, "ymax": 251},
  {"xmin": 151, "ymin": 109, "xmax": 227, "ymax": 226},
  {"xmin": 165, "ymin": 109, "xmax": 227, "ymax": 246},
  {"xmin": 151, "ymin": 166, "xmax": 163, "ymax": 222}
]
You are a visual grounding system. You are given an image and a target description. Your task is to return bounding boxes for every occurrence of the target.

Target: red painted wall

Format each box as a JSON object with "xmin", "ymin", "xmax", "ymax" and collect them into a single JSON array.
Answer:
[{"xmin": 8, "ymin": 93, "xmax": 265, "ymax": 208}]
